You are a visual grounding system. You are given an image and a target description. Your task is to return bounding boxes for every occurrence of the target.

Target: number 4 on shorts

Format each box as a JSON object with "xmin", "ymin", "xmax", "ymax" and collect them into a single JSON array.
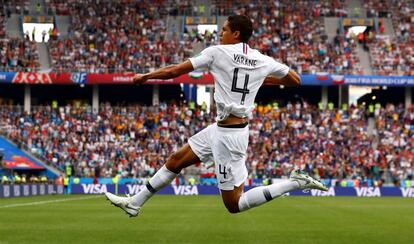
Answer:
[{"xmin": 219, "ymin": 164, "xmax": 227, "ymax": 179}]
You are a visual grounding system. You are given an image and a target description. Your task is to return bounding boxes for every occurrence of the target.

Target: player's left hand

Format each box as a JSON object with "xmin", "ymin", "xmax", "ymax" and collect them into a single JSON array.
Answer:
[{"xmin": 133, "ymin": 74, "xmax": 148, "ymax": 85}]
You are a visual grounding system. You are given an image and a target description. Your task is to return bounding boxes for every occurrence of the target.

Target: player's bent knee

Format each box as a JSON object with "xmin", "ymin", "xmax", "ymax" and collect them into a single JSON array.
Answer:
[
  {"xmin": 224, "ymin": 202, "xmax": 240, "ymax": 214},
  {"xmin": 226, "ymin": 206, "xmax": 240, "ymax": 214},
  {"xmin": 221, "ymin": 187, "xmax": 243, "ymax": 214}
]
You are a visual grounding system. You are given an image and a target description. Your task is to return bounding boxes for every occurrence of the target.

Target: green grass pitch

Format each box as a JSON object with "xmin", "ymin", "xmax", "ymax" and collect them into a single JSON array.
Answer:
[{"xmin": 1, "ymin": 195, "xmax": 413, "ymax": 244}]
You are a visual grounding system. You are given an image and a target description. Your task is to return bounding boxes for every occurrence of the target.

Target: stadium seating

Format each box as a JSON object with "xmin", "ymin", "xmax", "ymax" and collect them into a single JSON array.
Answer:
[
  {"xmin": 0, "ymin": 4, "xmax": 5, "ymax": 38},
  {"xmin": 364, "ymin": 0, "xmax": 413, "ymax": 76},
  {"xmin": 48, "ymin": 0, "xmax": 195, "ymax": 16},
  {"xmin": 211, "ymin": 0, "xmax": 361, "ymax": 75},
  {"xmin": 45, "ymin": 0, "xmax": 364, "ymax": 74},
  {"xmin": 369, "ymin": 36, "xmax": 413, "ymax": 76},
  {"xmin": 0, "ymin": 1, "xmax": 41, "ymax": 72},
  {"xmin": 1, "ymin": 102, "xmax": 413, "ymax": 185},
  {"xmin": 0, "ymin": 38, "xmax": 40, "ymax": 72},
  {"xmin": 212, "ymin": 0, "xmax": 348, "ymax": 17},
  {"xmin": 47, "ymin": 0, "xmax": 194, "ymax": 73},
  {"xmin": 0, "ymin": 0, "xmax": 411, "ymax": 75},
  {"xmin": 2, "ymin": 0, "xmax": 30, "ymax": 15}
]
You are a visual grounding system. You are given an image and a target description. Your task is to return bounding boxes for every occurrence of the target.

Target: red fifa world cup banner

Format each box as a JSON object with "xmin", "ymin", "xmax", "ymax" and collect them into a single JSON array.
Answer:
[
  {"xmin": 12, "ymin": 72, "xmax": 53, "ymax": 84},
  {"xmin": 11, "ymin": 72, "xmax": 75, "ymax": 84},
  {"xmin": 10, "ymin": 72, "xmax": 215, "ymax": 85},
  {"xmin": 86, "ymin": 73, "xmax": 214, "ymax": 85},
  {"xmin": 86, "ymin": 74, "xmax": 139, "ymax": 84},
  {"xmin": 48, "ymin": 73, "xmax": 74, "ymax": 84}
]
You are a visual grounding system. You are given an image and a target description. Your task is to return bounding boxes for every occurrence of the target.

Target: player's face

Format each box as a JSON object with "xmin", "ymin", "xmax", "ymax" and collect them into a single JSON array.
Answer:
[{"xmin": 220, "ymin": 21, "xmax": 239, "ymax": 45}]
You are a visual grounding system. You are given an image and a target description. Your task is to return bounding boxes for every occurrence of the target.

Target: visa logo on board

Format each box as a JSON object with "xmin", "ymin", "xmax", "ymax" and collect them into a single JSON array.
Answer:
[
  {"xmin": 81, "ymin": 184, "xmax": 107, "ymax": 194},
  {"xmin": 172, "ymin": 185, "xmax": 198, "ymax": 195},
  {"xmin": 401, "ymin": 188, "xmax": 414, "ymax": 198},
  {"xmin": 355, "ymin": 187, "xmax": 381, "ymax": 197},
  {"xmin": 310, "ymin": 187, "xmax": 335, "ymax": 196},
  {"xmin": 127, "ymin": 185, "xmax": 147, "ymax": 194}
]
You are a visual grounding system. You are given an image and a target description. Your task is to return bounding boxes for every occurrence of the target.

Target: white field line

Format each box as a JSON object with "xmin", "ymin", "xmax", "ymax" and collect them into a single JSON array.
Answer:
[{"xmin": 0, "ymin": 195, "xmax": 101, "ymax": 209}]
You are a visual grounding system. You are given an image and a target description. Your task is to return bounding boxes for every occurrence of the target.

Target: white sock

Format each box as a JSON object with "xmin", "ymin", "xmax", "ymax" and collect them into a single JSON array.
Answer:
[
  {"xmin": 130, "ymin": 165, "xmax": 177, "ymax": 207},
  {"xmin": 238, "ymin": 180, "xmax": 300, "ymax": 212}
]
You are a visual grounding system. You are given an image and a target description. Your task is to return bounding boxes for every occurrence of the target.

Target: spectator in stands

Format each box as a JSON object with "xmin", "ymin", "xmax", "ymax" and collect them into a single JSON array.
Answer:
[
  {"xmin": 42, "ymin": 30, "xmax": 47, "ymax": 42},
  {"xmin": 32, "ymin": 27, "xmax": 36, "ymax": 41}
]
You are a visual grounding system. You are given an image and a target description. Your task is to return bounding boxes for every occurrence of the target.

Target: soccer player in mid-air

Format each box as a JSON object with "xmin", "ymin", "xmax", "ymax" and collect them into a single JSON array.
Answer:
[{"xmin": 105, "ymin": 15, "xmax": 328, "ymax": 217}]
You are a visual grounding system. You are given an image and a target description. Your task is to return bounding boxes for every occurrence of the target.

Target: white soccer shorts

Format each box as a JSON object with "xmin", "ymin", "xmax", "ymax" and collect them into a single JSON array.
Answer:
[{"xmin": 188, "ymin": 123, "xmax": 249, "ymax": 191}]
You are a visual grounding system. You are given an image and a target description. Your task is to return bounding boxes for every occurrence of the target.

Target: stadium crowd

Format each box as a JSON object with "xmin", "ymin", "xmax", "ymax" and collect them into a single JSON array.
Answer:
[
  {"xmin": 48, "ymin": 0, "xmax": 197, "ymax": 16},
  {"xmin": 0, "ymin": 102, "xmax": 413, "ymax": 186},
  {"xmin": 364, "ymin": 0, "xmax": 413, "ymax": 76},
  {"xmin": 48, "ymin": 0, "xmax": 195, "ymax": 73},
  {"xmin": 213, "ymin": 0, "xmax": 348, "ymax": 17},
  {"xmin": 0, "ymin": 0, "xmax": 411, "ymax": 75},
  {"xmin": 0, "ymin": 38, "xmax": 40, "ymax": 72},
  {"xmin": 0, "ymin": 3, "xmax": 5, "ymax": 38},
  {"xmin": 229, "ymin": 0, "xmax": 362, "ymax": 75},
  {"xmin": 2, "ymin": 0, "xmax": 30, "ymax": 15},
  {"xmin": 0, "ymin": 0, "xmax": 42, "ymax": 72},
  {"xmin": 47, "ymin": 0, "xmax": 363, "ymax": 75}
]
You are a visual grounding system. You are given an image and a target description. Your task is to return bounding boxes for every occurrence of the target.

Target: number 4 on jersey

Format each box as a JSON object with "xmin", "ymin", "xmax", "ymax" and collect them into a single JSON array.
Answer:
[{"xmin": 231, "ymin": 68, "xmax": 250, "ymax": 105}]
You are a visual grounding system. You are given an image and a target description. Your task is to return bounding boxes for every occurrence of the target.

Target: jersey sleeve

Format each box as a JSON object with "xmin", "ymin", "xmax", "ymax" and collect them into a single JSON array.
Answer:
[
  {"xmin": 268, "ymin": 58, "xmax": 290, "ymax": 78},
  {"xmin": 189, "ymin": 46, "xmax": 216, "ymax": 70}
]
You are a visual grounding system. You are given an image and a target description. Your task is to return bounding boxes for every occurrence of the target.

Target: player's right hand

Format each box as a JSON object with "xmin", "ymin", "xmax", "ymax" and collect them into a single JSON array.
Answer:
[{"xmin": 133, "ymin": 74, "xmax": 148, "ymax": 85}]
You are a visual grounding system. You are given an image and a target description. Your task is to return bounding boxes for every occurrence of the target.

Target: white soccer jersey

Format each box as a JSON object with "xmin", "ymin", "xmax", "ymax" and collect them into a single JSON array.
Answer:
[{"xmin": 189, "ymin": 42, "xmax": 289, "ymax": 121}]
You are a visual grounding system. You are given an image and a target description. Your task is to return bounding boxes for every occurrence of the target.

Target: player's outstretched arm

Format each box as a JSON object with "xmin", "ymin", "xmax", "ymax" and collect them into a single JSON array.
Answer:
[
  {"xmin": 264, "ymin": 69, "xmax": 301, "ymax": 87},
  {"xmin": 133, "ymin": 60, "xmax": 194, "ymax": 85}
]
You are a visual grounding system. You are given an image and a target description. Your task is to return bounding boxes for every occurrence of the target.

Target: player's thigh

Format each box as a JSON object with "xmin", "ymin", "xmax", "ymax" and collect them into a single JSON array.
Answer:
[
  {"xmin": 165, "ymin": 144, "xmax": 200, "ymax": 173},
  {"xmin": 220, "ymin": 183, "xmax": 244, "ymax": 213},
  {"xmin": 188, "ymin": 124, "xmax": 214, "ymax": 163},
  {"xmin": 213, "ymin": 127, "xmax": 248, "ymax": 191}
]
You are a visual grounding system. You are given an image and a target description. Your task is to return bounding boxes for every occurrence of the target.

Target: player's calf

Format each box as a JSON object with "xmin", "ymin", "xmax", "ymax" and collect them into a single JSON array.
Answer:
[{"xmin": 236, "ymin": 171, "xmax": 328, "ymax": 212}]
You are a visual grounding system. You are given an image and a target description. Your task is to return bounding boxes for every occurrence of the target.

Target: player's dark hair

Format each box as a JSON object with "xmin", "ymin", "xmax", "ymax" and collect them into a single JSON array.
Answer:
[{"xmin": 227, "ymin": 15, "xmax": 253, "ymax": 43}]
